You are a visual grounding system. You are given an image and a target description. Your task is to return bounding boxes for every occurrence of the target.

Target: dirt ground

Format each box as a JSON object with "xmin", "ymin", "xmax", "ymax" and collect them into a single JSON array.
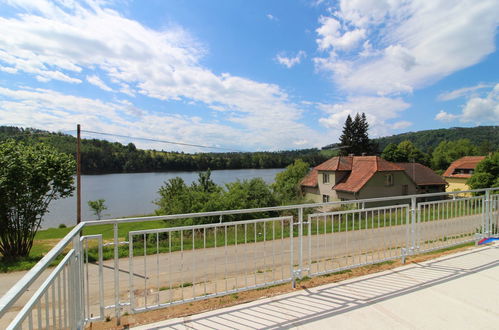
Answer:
[{"xmin": 86, "ymin": 243, "xmax": 477, "ymax": 330}]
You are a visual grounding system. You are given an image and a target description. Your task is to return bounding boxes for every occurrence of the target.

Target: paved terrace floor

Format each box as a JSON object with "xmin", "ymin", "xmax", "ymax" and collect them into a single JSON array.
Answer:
[{"xmin": 134, "ymin": 243, "xmax": 499, "ymax": 330}]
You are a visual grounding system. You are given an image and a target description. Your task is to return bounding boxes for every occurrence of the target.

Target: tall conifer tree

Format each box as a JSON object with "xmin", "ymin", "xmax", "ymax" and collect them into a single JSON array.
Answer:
[{"xmin": 339, "ymin": 113, "xmax": 377, "ymax": 156}]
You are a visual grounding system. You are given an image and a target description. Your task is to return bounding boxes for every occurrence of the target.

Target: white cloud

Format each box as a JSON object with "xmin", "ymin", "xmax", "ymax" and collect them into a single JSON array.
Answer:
[
  {"xmin": 438, "ymin": 83, "xmax": 493, "ymax": 101},
  {"xmin": 86, "ymin": 75, "xmax": 113, "ymax": 92},
  {"xmin": 392, "ymin": 121, "xmax": 412, "ymax": 130},
  {"xmin": 317, "ymin": 96, "xmax": 411, "ymax": 138},
  {"xmin": 316, "ymin": 16, "xmax": 366, "ymax": 52},
  {"xmin": 266, "ymin": 14, "xmax": 278, "ymax": 21},
  {"xmin": 0, "ymin": 84, "xmax": 325, "ymax": 151},
  {"xmin": 461, "ymin": 84, "xmax": 499, "ymax": 123},
  {"xmin": 435, "ymin": 84, "xmax": 499, "ymax": 124},
  {"xmin": 435, "ymin": 110, "xmax": 459, "ymax": 122},
  {"xmin": 314, "ymin": 0, "xmax": 499, "ymax": 96},
  {"xmin": 0, "ymin": 0, "xmax": 325, "ymax": 150},
  {"xmin": 275, "ymin": 51, "xmax": 306, "ymax": 68}
]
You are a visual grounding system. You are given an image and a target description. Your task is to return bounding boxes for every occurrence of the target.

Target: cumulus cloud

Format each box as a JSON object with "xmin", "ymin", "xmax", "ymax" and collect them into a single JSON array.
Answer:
[
  {"xmin": 317, "ymin": 96, "xmax": 411, "ymax": 138},
  {"xmin": 435, "ymin": 110, "xmax": 459, "ymax": 122},
  {"xmin": 314, "ymin": 0, "xmax": 499, "ymax": 96},
  {"xmin": 316, "ymin": 16, "xmax": 366, "ymax": 52},
  {"xmin": 460, "ymin": 84, "xmax": 499, "ymax": 123},
  {"xmin": 435, "ymin": 84, "xmax": 499, "ymax": 124},
  {"xmin": 275, "ymin": 51, "xmax": 306, "ymax": 68},
  {"xmin": 0, "ymin": 0, "xmax": 326, "ymax": 150}
]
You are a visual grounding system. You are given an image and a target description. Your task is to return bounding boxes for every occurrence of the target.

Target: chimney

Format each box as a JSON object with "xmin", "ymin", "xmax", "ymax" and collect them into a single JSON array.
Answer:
[{"xmin": 349, "ymin": 153, "xmax": 354, "ymax": 157}]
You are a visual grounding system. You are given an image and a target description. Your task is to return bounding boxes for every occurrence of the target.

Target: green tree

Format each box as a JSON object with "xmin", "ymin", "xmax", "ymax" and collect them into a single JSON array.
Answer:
[
  {"xmin": 431, "ymin": 139, "xmax": 478, "ymax": 170},
  {"xmin": 223, "ymin": 178, "xmax": 278, "ymax": 220},
  {"xmin": 155, "ymin": 171, "xmax": 224, "ymax": 225},
  {"xmin": 382, "ymin": 140, "xmax": 429, "ymax": 165},
  {"xmin": 0, "ymin": 140, "xmax": 75, "ymax": 260},
  {"xmin": 467, "ymin": 152, "xmax": 499, "ymax": 189},
  {"xmin": 381, "ymin": 143, "xmax": 404, "ymax": 162},
  {"xmin": 339, "ymin": 113, "xmax": 376, "ymax": 156},
  {"xmin": 87, "ymin": 199, "xmax": 107, "ymax": 220},
  {"xmin": 272, "ymin": 159, "xmax": 310, "ymax": 204}
]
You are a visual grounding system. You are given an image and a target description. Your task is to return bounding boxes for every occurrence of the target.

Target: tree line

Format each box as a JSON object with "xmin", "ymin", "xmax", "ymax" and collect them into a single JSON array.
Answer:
[{"xmin": 0, "ymin": 126, "xmax": 330, "ymax": 174}]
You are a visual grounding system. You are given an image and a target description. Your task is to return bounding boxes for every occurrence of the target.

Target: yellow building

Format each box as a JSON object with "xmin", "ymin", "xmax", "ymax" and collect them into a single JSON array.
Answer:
[{"xmin": 442, "ymin": 156, "xmax": 486, "ymax": 192}]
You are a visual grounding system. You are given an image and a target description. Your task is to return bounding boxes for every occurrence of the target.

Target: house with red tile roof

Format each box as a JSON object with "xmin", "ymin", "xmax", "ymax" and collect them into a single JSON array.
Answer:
[
  {"xmin": 301, "ymin": 156, "xmax": 447, "ymax": 206},
  {"xmin": 442, "ymin": 156, "xmax": 486, "ymax": 192}
]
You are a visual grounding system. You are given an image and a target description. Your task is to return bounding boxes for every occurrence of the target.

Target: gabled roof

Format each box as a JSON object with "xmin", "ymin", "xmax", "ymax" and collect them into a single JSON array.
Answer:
[
  {"xmin": 395, "ymin": 163, "xmax": 447, "ymax": 186},
  {"xmin": 301, "ymin": 168, "xmax": 318, "ymax": 187},
  {"xmin": 333, "ymin": 156, "xmax": 403, "ymax": 193},
  {"xmin": 442, "ymin": 156, "xmax": 486, "ymax": 178},
  {"xmin": 315, "ymin": 156, "xmax": 353, "ymax": 171},
  {"xmin": 301, "ymin": 156, "xmax": 352, "ymax": 188}
]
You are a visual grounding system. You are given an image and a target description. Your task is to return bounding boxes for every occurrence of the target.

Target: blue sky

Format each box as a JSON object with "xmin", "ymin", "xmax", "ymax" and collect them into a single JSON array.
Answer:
[{"xmin": 0, "ymin": 0, "xmax": 498, "ymax": 152}]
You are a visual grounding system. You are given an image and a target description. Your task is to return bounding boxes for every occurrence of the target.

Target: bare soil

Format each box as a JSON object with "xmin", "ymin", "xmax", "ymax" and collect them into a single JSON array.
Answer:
[{"xmin": 87, "ymin": 243, "xmax": 477, "ymax": 330}]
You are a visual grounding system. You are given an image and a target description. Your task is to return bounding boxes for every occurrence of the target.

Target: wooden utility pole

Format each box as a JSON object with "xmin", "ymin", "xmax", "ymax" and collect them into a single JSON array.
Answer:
[{"xmin": 77, "ymin": 124, "xmax": 81, "ymax": 224}]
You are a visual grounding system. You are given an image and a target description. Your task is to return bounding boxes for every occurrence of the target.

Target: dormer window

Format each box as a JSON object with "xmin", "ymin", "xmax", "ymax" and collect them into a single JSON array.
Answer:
[
  {"xmin": 385, "ymin": 173, "xmax": 394, "ymax": 186},
  {"xmin": 323, "ymin": 173, "xmax": 330, "ymax": 184}
]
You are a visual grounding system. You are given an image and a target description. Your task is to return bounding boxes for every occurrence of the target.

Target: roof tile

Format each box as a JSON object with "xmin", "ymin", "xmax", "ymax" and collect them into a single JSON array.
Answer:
[{"xmin": 442, "ymin": 156, "xmax": 486, "ymax": 178}]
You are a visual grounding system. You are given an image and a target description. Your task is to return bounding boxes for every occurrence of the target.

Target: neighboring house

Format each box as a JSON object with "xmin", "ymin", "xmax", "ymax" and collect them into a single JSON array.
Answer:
[
  {"xmin": 443, "ymin": 156, "xmax": 486, "ymax": 192},
  {"xmin": 301, "ymin": 156, "xmax": 447, "ymax": 207}
]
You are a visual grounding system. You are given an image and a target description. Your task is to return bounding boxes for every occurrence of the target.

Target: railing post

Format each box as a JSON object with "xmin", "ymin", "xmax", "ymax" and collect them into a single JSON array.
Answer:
[
  {"xmin": 410, "ymin": 196, "xmax": 416, "ymax": 255},
  {"xmin": 113, "ymin": 223, "xmax": 121, "ymax": 325},
  {"xmin": 298, "ymin": 207, "xmax": 303, "ymax": 279},
  {"xmin": 72, "ymin": 234, "xmax": 83, "ymax": 329},
  {"xmin": 290, "ymin": 214, "xmax": 295, "ymax": 288},
  {"xmin": 484, "ymin": 189, "xmax": 490, "ymax": 237}
]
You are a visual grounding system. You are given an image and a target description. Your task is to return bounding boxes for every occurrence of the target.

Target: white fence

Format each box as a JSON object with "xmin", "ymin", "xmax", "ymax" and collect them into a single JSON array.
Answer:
[{"xmin": 0, "ymin": 188, "xmax": 498, "ymax": 329}]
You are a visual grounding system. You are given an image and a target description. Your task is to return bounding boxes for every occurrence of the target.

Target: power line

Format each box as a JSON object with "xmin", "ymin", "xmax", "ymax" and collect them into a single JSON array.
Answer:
[{"xmin": 81, "ymin": 129, "xmax": 245, "ymax": 152}]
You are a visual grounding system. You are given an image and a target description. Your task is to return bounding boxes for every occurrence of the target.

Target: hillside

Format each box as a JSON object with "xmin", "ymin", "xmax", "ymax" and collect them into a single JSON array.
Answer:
[
  {"xmin": 375, "ymin": 126, "xmax": 499, "ymax": 152},
  {"xmin": 1, "ymin": 125, "xmax": 497, "ymax": 174},
  {"xmin": 0, "ymin": 126, "xmax": 329, "ymax": 174}
]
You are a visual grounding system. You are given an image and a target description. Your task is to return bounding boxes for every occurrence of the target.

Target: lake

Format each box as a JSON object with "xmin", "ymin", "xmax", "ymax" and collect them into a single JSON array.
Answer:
[{"xmin": 45, "ymin": 168, "xmax": 284, "ymax": 229}]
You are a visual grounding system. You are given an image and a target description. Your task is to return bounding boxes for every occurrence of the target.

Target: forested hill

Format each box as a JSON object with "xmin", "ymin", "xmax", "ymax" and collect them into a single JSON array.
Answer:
[
  {"xmin": 0, "ymin": 126, "xmax": 331, "ymax": 174},
  {"xmin": 2, "ymin": 125, "xmax": 497, "ymax": 174},
  {"xmin": 375, "ymin": 126, "xmax": 499, "ymax": 152}
]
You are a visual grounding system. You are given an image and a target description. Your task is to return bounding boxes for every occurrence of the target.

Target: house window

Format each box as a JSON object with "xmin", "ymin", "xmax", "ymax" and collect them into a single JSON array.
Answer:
[
  {"xmin": 323, "ymin": 173, "xmax": 330, "ymax": 184},
  {"xmin": 323, "ymin": 194, "xmax": 330, "ymax": 203},
  {"xmin": 402, "ymin": 184, "xmax": 408, "ymax": 195},
  {"xmin": 385, "ymin": 174, "xmax": 394, "ymax": 186}
]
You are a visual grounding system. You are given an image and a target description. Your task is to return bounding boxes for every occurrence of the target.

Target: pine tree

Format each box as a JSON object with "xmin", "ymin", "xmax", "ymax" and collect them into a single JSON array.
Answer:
[
  {"xmin": 339, "ymin": 113, "xmax": 377, "ymax": 156},
  {"xmin": 339, "ymin": 115, "xmax": 353, "ymax": 156}
]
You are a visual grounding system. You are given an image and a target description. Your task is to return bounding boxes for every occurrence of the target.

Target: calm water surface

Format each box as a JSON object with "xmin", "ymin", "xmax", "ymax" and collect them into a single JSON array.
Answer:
[{"xmin": 45, "ymin": 168, "xmax": 283, "ymax": 228}]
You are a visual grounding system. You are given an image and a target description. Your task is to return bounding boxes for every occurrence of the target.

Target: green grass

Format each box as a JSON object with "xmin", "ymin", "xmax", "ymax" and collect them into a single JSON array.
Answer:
[{"xmin": 419, "ymin": 241, "xmax": 475, "ymax": 255}]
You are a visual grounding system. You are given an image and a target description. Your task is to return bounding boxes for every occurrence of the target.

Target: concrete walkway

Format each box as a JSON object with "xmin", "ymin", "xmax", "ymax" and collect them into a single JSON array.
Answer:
[{"xmin": 134, "ymin": 243, "xmax": 499, "ymax": 329}]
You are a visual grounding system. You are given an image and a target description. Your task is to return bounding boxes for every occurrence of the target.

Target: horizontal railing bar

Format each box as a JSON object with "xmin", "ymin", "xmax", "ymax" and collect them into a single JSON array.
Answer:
[
  {"xmin": 309, "ymin": 255, "xmax": 402, "ymax": 278},
  {"xmin": 308, "ymin": 204, "xmax": 410, "ymax": 218},
  {"xmin": 128, "ymin": 216, "xmax": 293, "ymax": 235},
  {"xmin": 80, "ymin": 234, "xmax": 103, "ymax": 240},
  {"xmin": 419, "ymin": 196, "xmax": 483, "ymax": 206},
  {"xmin": 417, "ymin": 238, "xmax": 477, "ymax": 253},
  {"xmin": 132, "ymin": 279, "xmax": 292, "ymax": 313},
  {"xmin": 7, "ymin": 249, "xmax": 76, "ymax": 330},
  {"xmin": 0, "ymin": 222, "xmax": 85, "ymax": 318},
  {"xmin": 84, "ymin": 187, "xmax": 499, "ymax": 226}
]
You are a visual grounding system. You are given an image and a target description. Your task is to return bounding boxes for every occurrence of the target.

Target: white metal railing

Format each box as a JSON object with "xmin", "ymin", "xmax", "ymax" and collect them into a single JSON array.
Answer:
[
  {"xmin": 306, "ymin": 204, "xmax": 410, "ymax": 277},
  {"xmin": 0, "ymin": 187, "xmax": 498, "ymax": 329},
  {"xmin": 128, "ymin": 216, "xmax": 293, "ymax": 312}
]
